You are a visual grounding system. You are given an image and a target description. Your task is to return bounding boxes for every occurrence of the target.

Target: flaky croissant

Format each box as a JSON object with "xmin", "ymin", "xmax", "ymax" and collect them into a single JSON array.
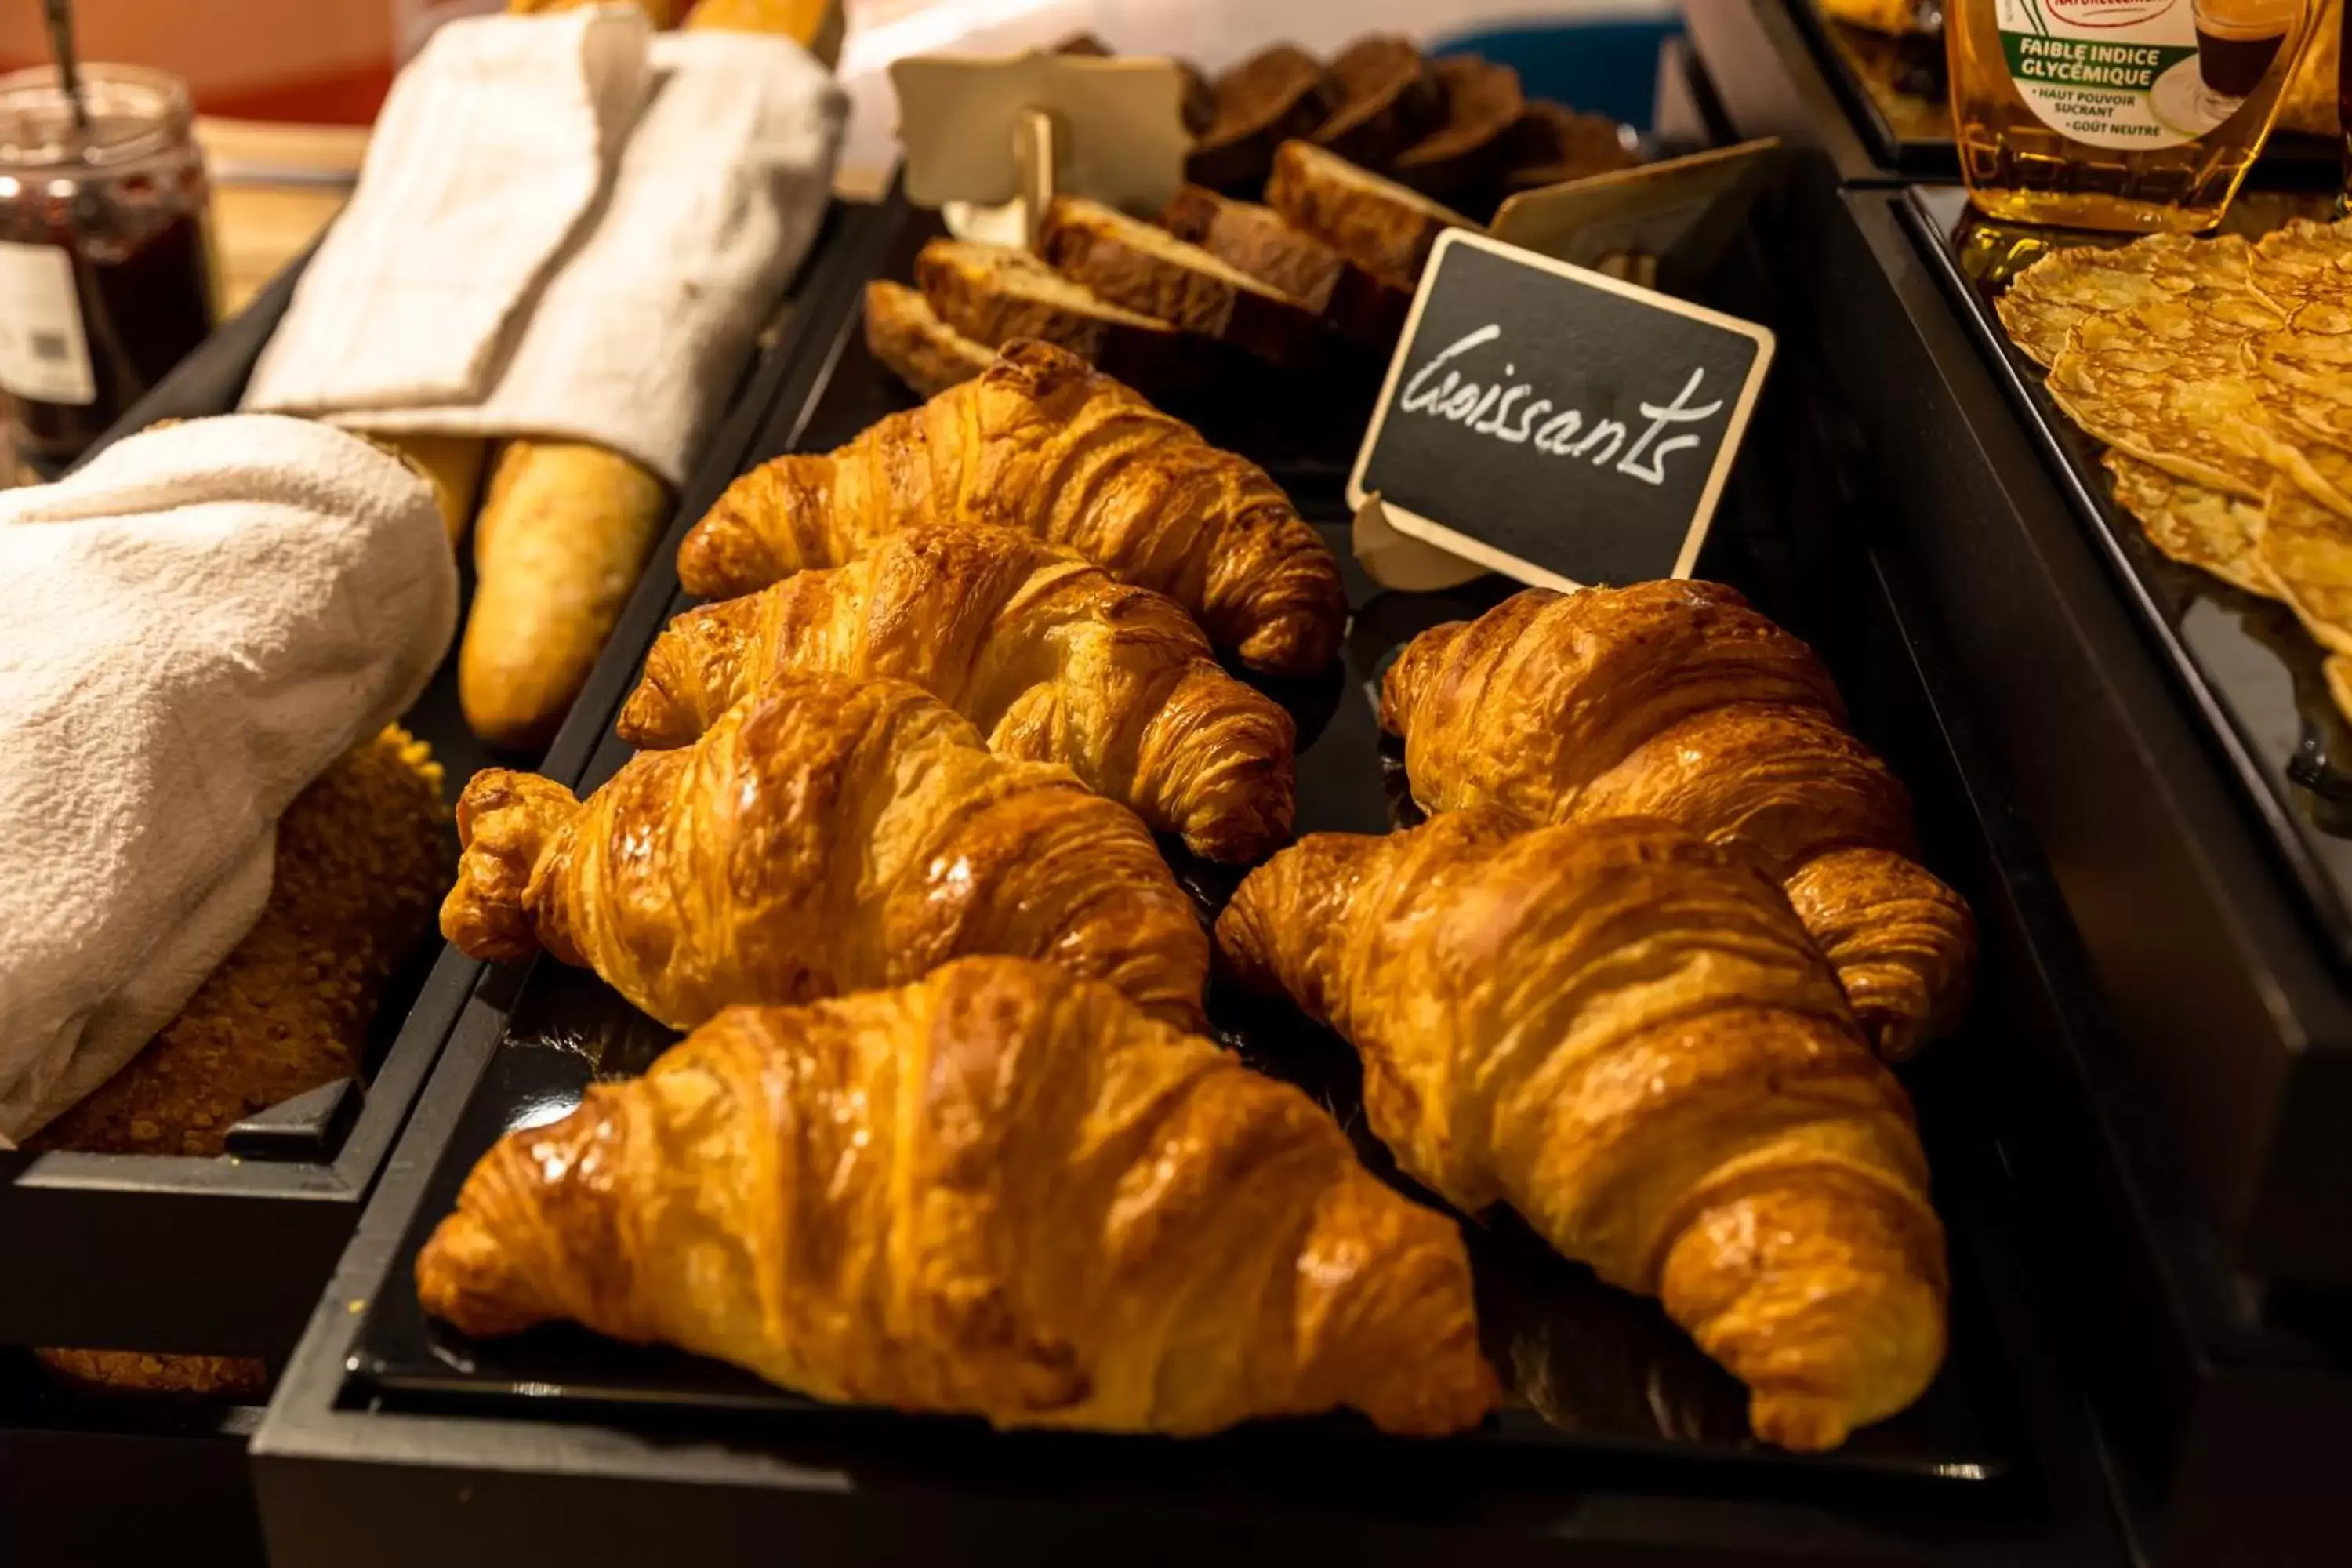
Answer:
[
  {"xmin": 1215, "ymin": 810, "xmax": 1948, "ymax": 1451},
  {"xmin": 441, "ymin": 673, "xmax": 1208, "ymax": 1030},
  {"xmin": 619, "ymin": 524, "xmax": 1295, "ymax": 862},
  {"xmin": 1381, "ymin": 583, "xmax": 1973, "ymax": 1059},
  {"xmin": 416, "ymin": 956, "xmax": 1496, "ymax": 1436},
  {"xmin": 673, "ymin": 340, "xmax": 1347, "ymax": 677}
]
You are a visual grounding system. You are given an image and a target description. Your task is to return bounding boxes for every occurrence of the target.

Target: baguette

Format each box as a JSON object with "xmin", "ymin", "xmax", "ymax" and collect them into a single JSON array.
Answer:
[
  {"xmin": 1157, "ymin": 184, "xmax": 1411, "ymax": 350},
  {"xmin": 1267, "ymin": 139, "xmax": 1479, "ymax": 287},
  {"xmin": 914, "ymin": 238, "xmax": 1207, "ymax": 393},
  {"xmin": 1395, "ymin": 56, "xmax": 1526, "ymax": 198},
  {"xmin": 460, "ymin": 441, "xmax": 671, "ymax": 751},
  {"xmin": 1040, "ymin": 196, "xmax": 1327, "ymax": 369},
  {"xmin": 1186, "ymin": 43, "xmax": 1336, "ymax": 191},
  {"xmin": 365, "ymin": 432, "xmax": 488, "ymax": 547},
  {"xmin": 863, "ymin": 280, "xmax": 992, "ymax": 397},
  {"xmin": 1312, "ymin": 35, "xmax": 1441, "ymax": 170}
]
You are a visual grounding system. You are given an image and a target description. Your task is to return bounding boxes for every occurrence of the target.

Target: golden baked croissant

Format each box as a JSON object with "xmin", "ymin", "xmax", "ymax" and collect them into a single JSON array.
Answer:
[
  {"xmin": 416, "ymin": 956, "xmax": 1497, "ymax": 1436},
  {"xmin": 1215, "ymin": 810, "xmax": 1948, "ymax": 1451},
  {"xmin": 619, "ymin": 524, "xmax": 1295, "ymax": 862},
  {"xmin": 1381, "ymin": 583, "xmax": 1973, "ymax": 1059},
  {"xmin": 673, "ymin": 340, "xmax": 1347, "ymax": 677},
  {"xmin": 441, "ymin": 673, "xmax": 1208, "ymax": 1030}
]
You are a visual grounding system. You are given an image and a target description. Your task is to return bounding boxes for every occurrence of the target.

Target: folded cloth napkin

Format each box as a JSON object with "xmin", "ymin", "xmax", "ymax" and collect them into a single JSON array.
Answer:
[
  {"xmin": 244, "ymin": 16, "xmax": 848, "ymax": 487},
  {"xmin": 244, "ymin": 7, "xmax": 652, "ymax": 414},
  {"xmin": 0, "ymin": 416, "xmax": 456, "ymax": 1142}
]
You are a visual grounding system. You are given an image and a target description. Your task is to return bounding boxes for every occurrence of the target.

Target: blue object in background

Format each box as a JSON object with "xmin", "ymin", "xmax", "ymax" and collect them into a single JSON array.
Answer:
[{"xmin": 1432, "ymin": 15, "xmax": 1686, "ymax": 133}]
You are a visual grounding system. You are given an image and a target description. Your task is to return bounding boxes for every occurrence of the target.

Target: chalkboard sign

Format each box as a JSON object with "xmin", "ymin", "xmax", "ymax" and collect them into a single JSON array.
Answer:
[{"xmin": 1348, "ymin": 229, "xmax": 1775, "ymax": 593}]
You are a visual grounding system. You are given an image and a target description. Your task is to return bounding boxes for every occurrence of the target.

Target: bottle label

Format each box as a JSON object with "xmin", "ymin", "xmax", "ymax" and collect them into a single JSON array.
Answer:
[
  {"xmin": 1996, "ymin": 0, "xmax": 2302, "ymax": 151},
  {"xmin": 0, "ymin": 241, "xmax": 96, "ymax": 407}
]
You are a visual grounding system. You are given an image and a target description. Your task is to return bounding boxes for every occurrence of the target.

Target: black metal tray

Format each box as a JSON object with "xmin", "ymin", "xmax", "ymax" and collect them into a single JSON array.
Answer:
[
  {"xmin": 249, "ymin": 191, "xmax": 2140, "ymax": 1563},
  {"xmin": 0, "ymin": 197, "xmax": 885, "ymax": 1363},
  {"xmin": 1902, "ymin": 181, "xmax": 2352, "ymax": 980}
]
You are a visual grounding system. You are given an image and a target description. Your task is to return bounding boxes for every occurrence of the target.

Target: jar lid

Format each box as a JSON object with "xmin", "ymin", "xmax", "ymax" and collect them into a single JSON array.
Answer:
[{"xmin": 0, "ymin": 64, "xmax": 191, "ymax": 170}]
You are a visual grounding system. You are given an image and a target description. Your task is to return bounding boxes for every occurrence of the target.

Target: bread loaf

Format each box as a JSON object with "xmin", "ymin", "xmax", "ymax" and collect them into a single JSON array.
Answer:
[{"xmin": 1040, "ymin": 197, "xmax": 1329, "ymax": 369}]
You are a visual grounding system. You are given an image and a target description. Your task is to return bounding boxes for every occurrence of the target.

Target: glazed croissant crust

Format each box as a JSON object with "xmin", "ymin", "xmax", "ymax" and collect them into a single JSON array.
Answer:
[
  {"xmin": 673, "ymin": 339, "xmax": 1347, "ymax": 677},
  {"xmin": 441, "ymin": 673, "xmax": 1209, "ymax": 1031},
  {"xmin": 1215, "ymin": 810, "xmax": 1948, "ymax": 1451},
  {"xmin": 416, "ymin": 956, "xmax": 1497, "ymax": 1436},
  {"xmin": 619, "ymin": 524, "xmax": 1296, "ymax": 862},
  {"xmin": 1381, "ymin": 583, "xmax": 1973, "ymax": 1058}
]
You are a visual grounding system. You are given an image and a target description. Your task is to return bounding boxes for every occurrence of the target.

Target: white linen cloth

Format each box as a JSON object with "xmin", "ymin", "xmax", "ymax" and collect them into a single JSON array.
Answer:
[
  {"xmin": 244, "ymin": 13, "xmax": 849, "ymax": 487},
  {"xmin": 0, "ymin": 416, "xmax": 457, "ymax": 1142}
]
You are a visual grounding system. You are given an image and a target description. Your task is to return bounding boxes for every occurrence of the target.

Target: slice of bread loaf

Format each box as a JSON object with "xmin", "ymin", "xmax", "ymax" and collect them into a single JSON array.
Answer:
[
  {"xmin": 1186, "ymin": 43, "xmax": 1336, "ymax": 191},
  {"xmin": 1394, "ymin": 56, "xmax": 1525, "ymax": 198},
  {"xmin": 1157, "ymin": 184, "xmax": 1412, "ymax": 350},
  {"xmin": 1497, "ymin": 100, "xmax": 1642, "ymax": 191},
  {"xmin": 1312, "ymin": 34, "xmax": 1441, "ymax": 169},
  {"xmin": 1039, "ymin": 196, "xmax": 1328, "ymax": 369},
  {"xmin": 863, "ymin": 281, "xmax": 993, "ymax": 397},
  {"xmin": 913, "ymin": 239, "xmax": 1207, "ymax": 393},
  {"xmin": 1266, "ymin": 140, "xmax": 1479, "ymax": 287}
]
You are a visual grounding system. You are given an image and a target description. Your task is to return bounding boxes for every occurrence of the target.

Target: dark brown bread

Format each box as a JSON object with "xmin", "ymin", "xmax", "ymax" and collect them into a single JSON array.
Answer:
[
  {"xmin": 1186, "ymin": 43, "xmax": 1336, "ymax": 191},
  {"xmin": 1157, "ymin": 184, "xmax": 1413, "ymax": 350},
  {"xmin": 1312, "ymin": 35, "xmax": 1441, "ymax": 169},
  {"xmin": 862, "ymin": 281, "xmax": 993, "ymax": 398},
  {"xmin": 1040, "ymin": 196, "xmax": 1328, "ymax": 369},
  {"xmin": 913, "ymin": 239, "xmax": 1209, "ymax": 394},
  {"xmin": 1395, "ymin": 56, "xmax": 1526, "ymax": 198},
  {"xmin": 1497, "ymin": 100, "xmax": 1642, "ymax": 190},
  {"xmin": 1266, "ymin": 139, "xmax": 1479, "ymax": 287}
]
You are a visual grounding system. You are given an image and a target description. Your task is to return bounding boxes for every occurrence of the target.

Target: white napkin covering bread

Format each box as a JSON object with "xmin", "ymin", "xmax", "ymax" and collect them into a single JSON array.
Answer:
[
  {"xmin": 244, "ymin": 13, "xmax": 848, "ymax": 486},
  {"xmin": 0, "ymin": 416, "xmax": 457, "ymax": 1142}
]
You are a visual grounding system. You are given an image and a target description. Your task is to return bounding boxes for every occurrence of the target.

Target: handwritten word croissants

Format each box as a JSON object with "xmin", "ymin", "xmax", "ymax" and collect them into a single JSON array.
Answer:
[
  {"xmin": 619, "ymin": 525, "xmax": 1296, "ymax": 862},
  {"xmin": 440, "ymin": 673, "xmax": 1209, "ymax": 1031},
  {"xmin": 1217, "ymin": 811, "xmax": 1949, "ymax": 1451},
  {"xmin": 673, "ymin": 340, "xmax": 1347, "ymax": 678},
  {"xmin": 1381, "ymin": 583, "xmax": 1974, "ymax": 1060},
  {"xmin": 416, "ymin": 957, "xmax": 1497, "ymax": 1436}
]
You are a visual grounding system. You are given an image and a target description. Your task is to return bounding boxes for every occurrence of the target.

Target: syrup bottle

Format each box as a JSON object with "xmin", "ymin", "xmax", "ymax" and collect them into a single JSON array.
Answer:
[{"xmin": 1949, "ymin": 0, "xmax": 2314, "ymax": 232}]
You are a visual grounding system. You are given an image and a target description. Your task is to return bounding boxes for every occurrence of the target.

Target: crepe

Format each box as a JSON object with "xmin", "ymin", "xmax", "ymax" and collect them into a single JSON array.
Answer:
[
  {"xmin": 2249, "ymin": 217, "xmax": 2352, "ymax": 315},
  {"xmin": 2048, "ymin": 310, "xmax": 2285, "ymax": 499},
  {"xmin": 2103, "ymin": 452, "xmax": 2277, "ymax": 598},
  {"xmin": 1998, "ymin": 234, "xmax": 2272, "ymax": 368},
  {"xmin": 2262, "ymin": 478, "xmax": 2352, "ymax": 655}
]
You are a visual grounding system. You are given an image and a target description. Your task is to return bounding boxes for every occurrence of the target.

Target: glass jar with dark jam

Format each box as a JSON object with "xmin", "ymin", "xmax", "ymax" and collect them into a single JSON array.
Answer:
[{"xmin": 0, "ymin": 64, "xmax": 215, "ymax": 478}]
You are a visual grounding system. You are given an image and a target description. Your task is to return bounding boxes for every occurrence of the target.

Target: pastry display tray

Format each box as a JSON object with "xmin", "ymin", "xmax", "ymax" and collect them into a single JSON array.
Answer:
[
  {"xmin": 249, "ymin": 219, "xmax": 2136, "ymax": 1562},
  {"xmin": 0, "ymin": 194, "xmax": 902, "ymax": 1362},
  {"xmin": 1900, "ymin": 180, "xmax": 2352, "ymax": 982}
]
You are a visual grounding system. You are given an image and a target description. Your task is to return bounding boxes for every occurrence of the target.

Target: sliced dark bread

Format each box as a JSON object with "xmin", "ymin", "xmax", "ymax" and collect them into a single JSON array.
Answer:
[
  {"xmin": 1497, "ymin": 100, "xmax": 1642, "ymax": 189},
  {"xmin": 913, "ymin": 239, "xmax": 1207, "ymax": 393},
  {"xmin": 863, "ymin": 281, "xmax": 993, "ymax": 397},
  {"xmin": 1157, "ymin": 184, "xmax": 1412, "ymax": 350},
  {"xmin": 1186, "ymin": 43, "xmax": 1336, "ymax": 191},
  {"xmin": 1039, "ymin": 196, "xmax": 1328, "ymax": 369},
  {"xmin": 1266, "ymin": 139, "xmax": 1479, "ymax": 288},
  {"xmin": 1394, "ymin": 56, "xmax": 1525, "ymax": 198},
  {"xmin": 1312, "ymin": 34, "xmax": 1441, "ymax": 170}
]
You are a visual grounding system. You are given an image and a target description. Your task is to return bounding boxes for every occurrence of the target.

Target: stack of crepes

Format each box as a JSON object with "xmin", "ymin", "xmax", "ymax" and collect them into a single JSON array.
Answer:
[{"xmin": 1998, "ymin": 216, "xmax": 2352, "ymax": 718}]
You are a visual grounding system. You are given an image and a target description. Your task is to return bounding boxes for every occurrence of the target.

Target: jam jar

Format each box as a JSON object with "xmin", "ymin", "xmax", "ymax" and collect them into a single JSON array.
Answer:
[{"xmin": 0, "ymin": 64, "xmax": 216, "ymax": 477}]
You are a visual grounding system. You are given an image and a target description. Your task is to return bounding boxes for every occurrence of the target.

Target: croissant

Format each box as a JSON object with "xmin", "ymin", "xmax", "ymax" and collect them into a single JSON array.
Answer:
[
  {"xmin": 416, "ymin": 956, "xmax": 1497, "ymax": 1436},
  {"xmin": 1214, "ymin": 810, "xmax": 1948, "ymax": 1451},
  {"xmin": 441, "ymin": 673, "xmax": 1209, "ymax": 1031},
  {"xmin": 1380, "ymin": 583, "xmax": 1973, "ymax": 1059},
  {"xmin": 619, "ymin": 525, "xmax": 1296, "ymax": 862},
  {"xmin": 673, "ymin": 340, "xmax": 1347, "ymax": 677}
]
